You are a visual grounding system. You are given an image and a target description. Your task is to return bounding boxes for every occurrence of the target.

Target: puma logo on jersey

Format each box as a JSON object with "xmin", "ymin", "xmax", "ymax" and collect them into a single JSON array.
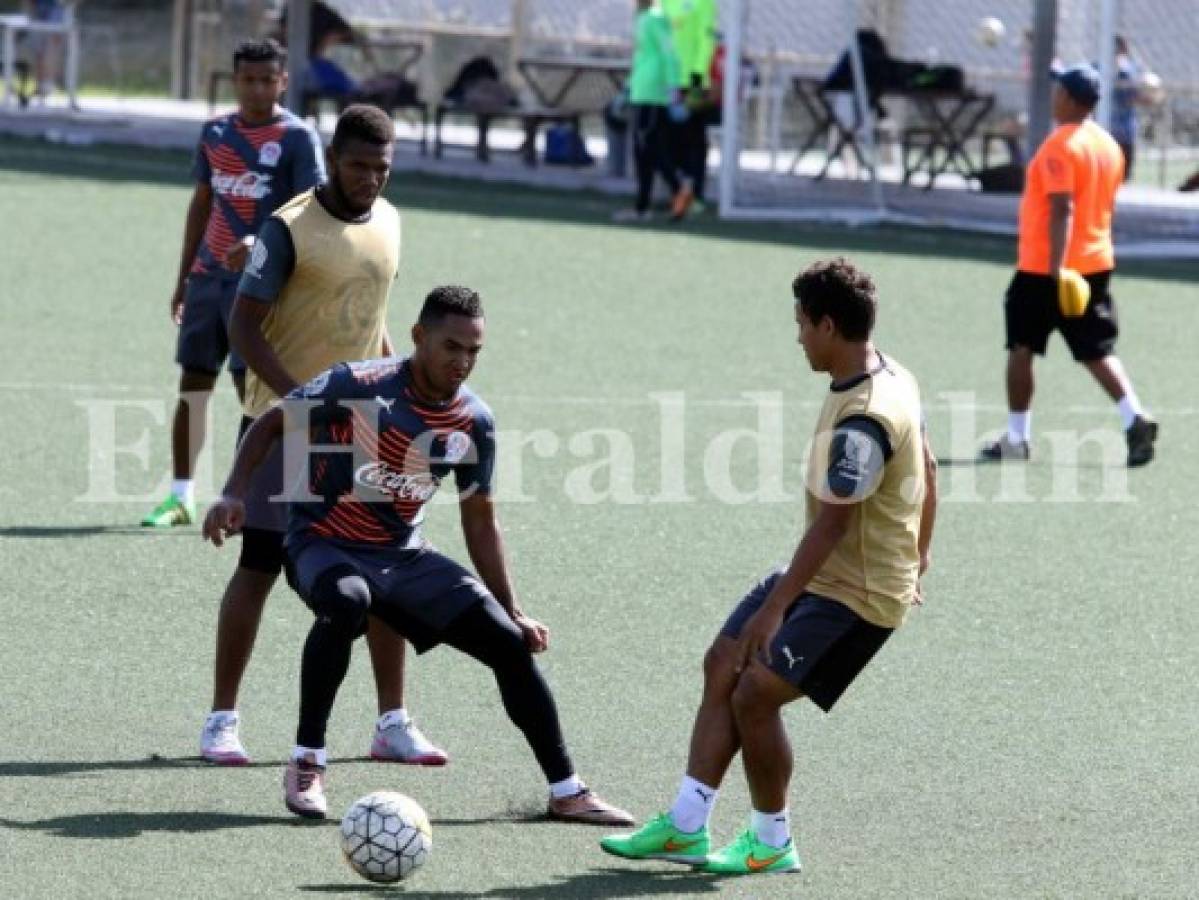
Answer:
[{"xmin": 375, "ymin": 396, "xmax": 396, "ymax": 413}]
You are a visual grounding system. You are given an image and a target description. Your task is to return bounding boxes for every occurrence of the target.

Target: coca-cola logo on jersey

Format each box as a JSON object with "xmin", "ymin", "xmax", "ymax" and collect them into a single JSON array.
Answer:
[
  {"xmin": 354, "ymin": 462, "xmax": 439, "ymax": 502},
  {"xmin": 211, "ymin": 169, "xmax": 273, "ymax": 199}
]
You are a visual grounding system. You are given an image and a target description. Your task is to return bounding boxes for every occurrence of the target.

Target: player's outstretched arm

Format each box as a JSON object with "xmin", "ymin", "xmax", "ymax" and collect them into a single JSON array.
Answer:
[
  {"xmin": 202, "ymin": 407, "xmax": 284, "ymax": 547},
  {"xmin": 459, "ymin": 493, "xmax": 549, "ymax": 653}
]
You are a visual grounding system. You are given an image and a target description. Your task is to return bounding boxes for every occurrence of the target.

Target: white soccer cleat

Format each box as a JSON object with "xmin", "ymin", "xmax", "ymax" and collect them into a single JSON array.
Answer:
[
  {"xmin": 370, "ymin": 715, "xmax": 449, "ymax": 767},
  {"xmin": 200, "ymin": 711, "xmax": 250, "ymax": 766}
]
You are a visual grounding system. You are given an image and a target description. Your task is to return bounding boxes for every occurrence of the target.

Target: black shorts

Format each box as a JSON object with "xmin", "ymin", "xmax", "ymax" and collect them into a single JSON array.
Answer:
[
  {"xmin": 285, "ymin": 538, "xmax": 489, "ymax": 653},
  {"xmin": 1004, "ymin": 270, "xmax": 1118, "ymax": 362},
  {"xmin": 176, "ymin": 275, "xmax": 245, "ymax": 375},
  {"xmin": 721, "ymin": 571, "xmax": 892, "ymax": 712}
]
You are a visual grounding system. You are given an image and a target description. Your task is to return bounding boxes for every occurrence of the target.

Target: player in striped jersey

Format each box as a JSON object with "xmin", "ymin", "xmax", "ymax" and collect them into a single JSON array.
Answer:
[
  {"xmin": 196, "ymin": 106, "xmax": 443, "ymax": 771},
  {"xmin": 142, "ymin": 38, "xmax": 324, "ymax": 528},
  {"xmin": 203, "ymin": 286, "xmax": 635, "ymax": 826}
]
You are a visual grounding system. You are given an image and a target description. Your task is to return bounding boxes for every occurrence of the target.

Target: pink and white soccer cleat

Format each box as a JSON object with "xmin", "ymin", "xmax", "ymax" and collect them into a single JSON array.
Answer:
[{"xmin": 284, "ymin": 753, "xmax": 328, "ymax": 819}]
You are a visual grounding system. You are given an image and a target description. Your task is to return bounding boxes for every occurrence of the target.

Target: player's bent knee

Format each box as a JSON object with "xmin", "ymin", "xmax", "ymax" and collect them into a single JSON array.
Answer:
[
  {"xmin": 702, "ymin": 636, "xmax": 741, "ymax": 688},
  {"xmin": 731, "ymin": 663, "xmax": 791, "ymax": 718},
  {"xmin": 308, "ymin": 566, "xmax": 371, "ymax": 635}
]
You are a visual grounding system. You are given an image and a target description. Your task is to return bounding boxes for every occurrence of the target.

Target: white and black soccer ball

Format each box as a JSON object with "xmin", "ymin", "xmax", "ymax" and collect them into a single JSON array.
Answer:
[
  {"xmin": 340, "ymin": 791, "xmax": 432, "ymax": 883},
  {"xmin": 976, "ymin": 16, "xmax": 1006, "ymax": 48}
]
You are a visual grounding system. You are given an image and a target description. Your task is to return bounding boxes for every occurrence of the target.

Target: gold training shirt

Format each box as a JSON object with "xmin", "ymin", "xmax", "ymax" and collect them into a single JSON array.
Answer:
[
  {"xmin": 238, "ymin": 188, "xmax": 402, "ymax": 418},
  {"xmin": 804, "ymin": 354, "xmax": 926, "ymax": 629}
]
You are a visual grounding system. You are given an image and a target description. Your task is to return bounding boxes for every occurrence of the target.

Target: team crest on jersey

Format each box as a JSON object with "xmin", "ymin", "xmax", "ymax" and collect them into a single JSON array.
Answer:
[
  {"xmin": 443, "ymin": 431, "xmax": 472, "ymax": 464},
  {"xmin": 258, "ymin": 141, "xmax": 283, "ymax": 167}
]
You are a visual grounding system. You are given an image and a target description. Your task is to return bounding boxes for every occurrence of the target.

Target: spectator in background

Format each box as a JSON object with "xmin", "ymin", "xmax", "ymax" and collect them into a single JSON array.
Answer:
[
  {"xmin": 663, "ymin": 0, "xmax": 718, "ymax": 212},
  {"xmin": 614, "ymin": 0, "xmax": 693, "ymax": 223},
  {"xmin": 1110, "ymin": 35, "xmax": 1145, "ymax": 182},
  {"xmin": 277, "ymin": 0, "xmax": 417, "ymax": 112},
  {"xmin": 279, "ymin": 0, "xmax": 362, "ymax": 100},
  {"xmin": 23, "ymin": 0, "xmax": 68, "ymax": 102}
]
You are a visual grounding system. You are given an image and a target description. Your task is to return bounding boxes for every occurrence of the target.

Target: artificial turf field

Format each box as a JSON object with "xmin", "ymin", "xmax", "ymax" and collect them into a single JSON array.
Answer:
[{"xmin": 1, "ymin": 135, "xmax": 1196, "ymax": 899}]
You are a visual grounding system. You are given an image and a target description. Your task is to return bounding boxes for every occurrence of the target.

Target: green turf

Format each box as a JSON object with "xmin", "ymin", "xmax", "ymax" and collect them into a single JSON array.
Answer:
[{"xmin": 1, "ymin": 136, "xmax": 1196, "ymax": 899}]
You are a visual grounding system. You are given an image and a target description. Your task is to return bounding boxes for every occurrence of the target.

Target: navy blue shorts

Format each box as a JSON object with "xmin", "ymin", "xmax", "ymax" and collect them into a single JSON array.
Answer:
[
  {"xmin": 176, "ymin": 275, "xmax": 244, "ymax": 375},
  {"xmin": 285, "ymin": 538, "xmax": 490, "ymax": 652},
  {"xmin": 721, "ymin": 571, "xmax": 893, "ymax": 712}
]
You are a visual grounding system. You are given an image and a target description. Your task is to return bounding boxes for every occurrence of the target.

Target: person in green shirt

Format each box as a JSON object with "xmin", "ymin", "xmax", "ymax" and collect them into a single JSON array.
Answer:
[
  {"xmin": 615, "ymin": 0, "xmax": 693, "ymax": 222},
  {"xmin": 662, "ymin": 0, "xmax": 719, "ymax": 209}
]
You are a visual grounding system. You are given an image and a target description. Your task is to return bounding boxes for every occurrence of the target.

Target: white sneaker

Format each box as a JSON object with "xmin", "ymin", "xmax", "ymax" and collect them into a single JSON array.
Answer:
[
  {"xmin": 200, "ymin": 712, "xmax": 250, "ymax": 766},
  {"xmin": 370, "ymin": 714, "xmax": 448, "ymax": 766}
]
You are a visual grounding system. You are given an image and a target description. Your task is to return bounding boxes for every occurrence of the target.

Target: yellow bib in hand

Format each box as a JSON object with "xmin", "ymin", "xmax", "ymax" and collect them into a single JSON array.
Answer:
[{"xmin": 1058, "ymin": 268, "xmax": 1091, "ymax": 318}]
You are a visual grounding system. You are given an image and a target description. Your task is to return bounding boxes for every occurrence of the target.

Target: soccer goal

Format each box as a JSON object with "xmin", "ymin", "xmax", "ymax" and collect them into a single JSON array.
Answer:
[{"xmin": 716, "ymin": 0, "xmax": 1199, "ymax": 242}]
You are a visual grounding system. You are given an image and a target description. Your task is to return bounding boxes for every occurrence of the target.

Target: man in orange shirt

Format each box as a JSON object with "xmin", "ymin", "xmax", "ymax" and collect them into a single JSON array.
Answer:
[{"xmin": 981, "ymin": 64, "xmax": 1157, "ymax": 467}]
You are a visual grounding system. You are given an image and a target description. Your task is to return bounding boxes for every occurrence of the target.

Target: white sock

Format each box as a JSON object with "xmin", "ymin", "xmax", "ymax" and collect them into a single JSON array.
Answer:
[
  {"xmin": 171, "ymin": 479, "xmax": 195, "ymax": 503},
  {"xmin": 292, "ymin": 745, "xmax": 327, "ymax": 767},
  {"xmin": 669, "ymin": 775, "xmax": 718, "ymax": 833},
  {"xmin": 1117, "ymin": 394, "xmax": 1144, "ymax": 430},
  {"xmin": 207, "ymin": 709, "xmax": 237, "ymax": 724},
  {"xmin": 377, "ymin": 708, "xmax": 409, "ymax": 730},
  {"xmin": 1007, "ymin": 411, "xmax": 1031, "ymax": 444},
  {"xmin": 751, "ymin": 807, "xmax": 791, "ymax": 849},
  {"xmin": 549, "ymin": 774, "xmax": 584, "ymax": 799}
]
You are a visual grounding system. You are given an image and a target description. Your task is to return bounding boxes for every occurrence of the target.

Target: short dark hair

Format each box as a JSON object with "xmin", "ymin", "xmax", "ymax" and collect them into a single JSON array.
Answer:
[
  {"xmin": 233, "ymin": 38, "xmax": 286, "ymax": 72},
  {"xmin": 331, "ymin": 104, "xmax": 395, "ymax": 152},
  {"xmin": 419, "ymin": 286, "xmax": 484, "ymax": 328},
  {"xmin": 792, "ymin": 257, "xmax": 877, "ymax": 341}
]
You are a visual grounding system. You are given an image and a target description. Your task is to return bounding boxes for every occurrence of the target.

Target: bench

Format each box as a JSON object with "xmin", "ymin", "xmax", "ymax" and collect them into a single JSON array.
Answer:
[{"xmin": 433, "ymin": 102, "xmax": 582, "ymax": 167}]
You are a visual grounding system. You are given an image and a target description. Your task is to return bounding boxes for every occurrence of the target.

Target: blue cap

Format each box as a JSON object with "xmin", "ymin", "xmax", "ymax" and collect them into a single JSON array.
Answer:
[{"xmin": 1055, "ymin": 64, "xmax": 1101, "ymax": 105}]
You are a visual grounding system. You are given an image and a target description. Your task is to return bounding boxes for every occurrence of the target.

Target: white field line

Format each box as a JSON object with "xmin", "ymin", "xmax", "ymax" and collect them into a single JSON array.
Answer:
[{"xmin": 0, "ymin": 380, "xmax": 1195, "ymax": 417}]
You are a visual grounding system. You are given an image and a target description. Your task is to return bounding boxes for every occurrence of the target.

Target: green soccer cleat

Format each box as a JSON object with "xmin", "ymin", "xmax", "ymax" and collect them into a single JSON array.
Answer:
[
  {"xmin": 701, "ymin": 828, "xmax": 801, "ymax": 876},
  {"xmin": 600, "ymin": 812, "xmax": 711, "ymax": 864},
  {"xmin": 140, "ymin": 495, "xmax": 196, "ymax": 528}
]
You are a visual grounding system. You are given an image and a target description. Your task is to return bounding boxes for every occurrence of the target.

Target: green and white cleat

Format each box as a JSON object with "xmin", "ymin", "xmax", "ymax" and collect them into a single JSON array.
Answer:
[
  {"xmin": 140, "ymin": 495, "xmax": 196, "ymax": 528},
  {"xmin": 600, "ymin": 812, "xmax": 710, "ymax": 864},
  {"xmin": 701, "ymin": 828, "xmax": 801, "ymax": 876}
]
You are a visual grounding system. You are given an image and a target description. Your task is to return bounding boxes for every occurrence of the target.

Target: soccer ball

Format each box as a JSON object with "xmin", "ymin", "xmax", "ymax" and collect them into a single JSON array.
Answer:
[
  {"xmin": 1138, "ymin": 71, "xmax": 1166, "ymax": 107},
  {"xmin": 976, "ymin": 16, "xmax": 1006, "ymax": 48},
  {"xmin": 339, "ymin": 791, "xmax": 432, "ymax": 883}
]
